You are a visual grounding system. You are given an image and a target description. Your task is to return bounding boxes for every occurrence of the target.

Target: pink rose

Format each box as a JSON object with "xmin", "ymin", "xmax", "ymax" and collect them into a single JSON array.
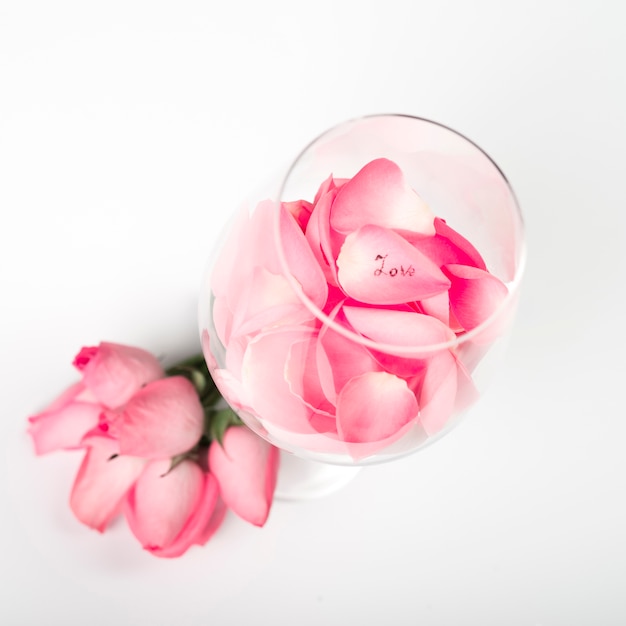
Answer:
[
  {"xmin": 28, "ymin": 342, "xmax": 204, "ymax": 459},
  {"xmin": 28, "ymin": 341, "xmax": 165, "ymax": 454},
  {"xmin": 206, "ymin": 158, "xmax": 508, "ymax": 458}
]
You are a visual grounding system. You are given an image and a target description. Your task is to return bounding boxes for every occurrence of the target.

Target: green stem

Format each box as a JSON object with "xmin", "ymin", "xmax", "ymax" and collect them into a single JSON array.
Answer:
[{"xmin": 164, "ymin": 353, "xmax": 208, "ymax": 377}]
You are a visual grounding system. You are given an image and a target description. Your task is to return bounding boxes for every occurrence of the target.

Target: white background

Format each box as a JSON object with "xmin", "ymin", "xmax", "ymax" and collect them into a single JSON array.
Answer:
[{"xmin": 1, "ymin": 1, "xmax": 625, "ymax": 625}]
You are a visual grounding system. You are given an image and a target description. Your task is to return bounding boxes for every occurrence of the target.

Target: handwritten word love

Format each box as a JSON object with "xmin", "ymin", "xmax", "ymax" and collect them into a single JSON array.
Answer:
[{"xmin": 373, "ymin": 254, "xmax": 415, "ymax": 278}]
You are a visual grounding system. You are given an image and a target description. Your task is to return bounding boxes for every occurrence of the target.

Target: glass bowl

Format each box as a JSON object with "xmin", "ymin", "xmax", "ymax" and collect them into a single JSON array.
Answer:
[{"xmin": 199, "ymin": 114, "xmax": 525, "ymax": 469}]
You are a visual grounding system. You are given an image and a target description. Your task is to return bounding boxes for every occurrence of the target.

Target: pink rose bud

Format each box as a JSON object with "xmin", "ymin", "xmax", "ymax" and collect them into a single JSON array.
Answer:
[
  {"xmin": 209, "ymin": 426, "xmax": 279, "ymax": 527},
  {"xmin": 73, "ymin": 341, "xmax": 164, "ymax": 408},
  {"xmin": 124, "ymin": 459, "xmax": 223, "ymax": 558}
]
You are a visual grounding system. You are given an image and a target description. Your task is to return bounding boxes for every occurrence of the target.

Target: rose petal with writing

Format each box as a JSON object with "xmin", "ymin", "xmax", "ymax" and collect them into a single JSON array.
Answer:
[{"xmin": 337, "ymin": 225, "xmax": 450, "ymax": 305}]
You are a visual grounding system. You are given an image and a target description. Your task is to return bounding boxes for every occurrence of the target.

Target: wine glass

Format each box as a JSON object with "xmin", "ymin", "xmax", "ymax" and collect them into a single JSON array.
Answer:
[{"xmin": 199, "ymin": 114, "xmax": 525, "ymax": 498}]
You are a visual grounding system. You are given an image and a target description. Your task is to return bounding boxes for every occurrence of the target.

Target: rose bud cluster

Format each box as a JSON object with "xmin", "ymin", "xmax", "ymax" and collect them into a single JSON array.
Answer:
[{"xmin": 28, "ymin": 342, "xmax": 279, "ymax": 558}]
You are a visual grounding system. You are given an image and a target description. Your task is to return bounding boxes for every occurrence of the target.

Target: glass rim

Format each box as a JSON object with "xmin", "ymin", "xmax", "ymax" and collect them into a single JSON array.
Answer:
[{"xmin": 274, "ymin": 112, "xmax": 526, "ymax": 356}]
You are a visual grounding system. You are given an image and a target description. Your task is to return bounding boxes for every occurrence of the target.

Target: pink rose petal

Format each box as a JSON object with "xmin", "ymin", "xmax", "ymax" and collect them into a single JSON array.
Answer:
[
  {"xmin": 211, "ymin": 367, "xmax": 253, "ymax": 413},
  {"xmin": 236, "ymin": 201, "xmax": 328, "ymax": 310},
  {"xmin": 367, "ymin": 350, "xmax": 429, "ymax": 380},
  {"xmin": 336, "ymin": 371, "xmax": 418, "ymax": 443},
  {"xmin": 28, "ymin": 400, "xmax": 103, "ymax": 455},
  {"xmin": 305, "ymin": 188, "xmax": 342, "ymax": 286},
  {"xmin": 242, "ymin": 327, "xmax": 330, "ymax": 434},
  {"xmin": 434, "ymin": 217, "xmax": 487, "ymax": 269},
  {"xmin": 231, "ymin": 267, "xmax": 313, "ymax": 338},
  {"xmin": 283, "ymin": 199, "xmax": 313, "ymax": 231},
  {"xmin": 443, "ymin": 263, "xmax": 508, "ymax": 332},
  {"xmin": 118, "ymin": 377, "xmax": 204, "ymax": 459},
  {"xmin": 331, "ymin": 158, "xmax": 435, "ymax": 235},
  {"xmin": 454, "ymin": 357, "xmax": 481, "ymax": 414},
  {"xmin": 418, "ymin": 290, "xmax": 450, "ymax": 325},
  {"xmin": 317, "ymin": 320, "xmax": 381, "ymax": 403},
  {"xmin": 278, "ymin": 204, "xmax": 329, "ymax": 309},
  {"xmin": 418, "ymin": 350, "xmax": 458, "ymax": 435},
  {"xmin": 200, "ymin": 329, "xmax": 219, "ymax": 371},
  {"xmin": 336, "ymin": 225, "xmax": 450, "ymax": 305},
  {"xmin": 214, "ymin": 201, "xmax": 287, "ymax": 332},
  {"xmin": 151, "ymin": 478, "xmax": 223, "ymax": 558},
  {"xmin": 313, "ymin": 173, "xmax": 346, "ymax": 204},
  {"xmin": 212, "ymin": 294, "xmax": 233, "ymax": 348},
  {"xmin": 70, "ymin": 435, "xmax": 145, "ymax": 532},
  {"xmin": 343, "ymin": 306, "xmax": 454, "ymax": 352},
  {"xmin": 286, "ymin": 337, "xmax": 337, "ymax": 430},
  {"xmin": 190, "ymin": 493, "xmax": 226, "ymax": 549},
  {"xmin": 409, "ymin": 217, "xmax": 487, "ymax": 270}
]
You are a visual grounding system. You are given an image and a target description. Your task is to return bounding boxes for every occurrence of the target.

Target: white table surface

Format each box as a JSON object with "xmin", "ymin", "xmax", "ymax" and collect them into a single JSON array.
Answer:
[{"xmin": 1, "ymin": 1, "xmax": 625, "ymax": 625}]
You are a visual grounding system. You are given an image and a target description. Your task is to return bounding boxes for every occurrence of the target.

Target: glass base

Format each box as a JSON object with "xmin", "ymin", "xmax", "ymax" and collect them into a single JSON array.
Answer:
[{"xmin": 274, "ymin": 451, "xmax": 361, "ymax": 501}]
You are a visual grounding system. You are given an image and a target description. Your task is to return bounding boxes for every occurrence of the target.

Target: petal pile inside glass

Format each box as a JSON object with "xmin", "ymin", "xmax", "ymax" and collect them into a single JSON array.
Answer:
[{"xmin": 208, "ymin": 158, "xmax": 508, "ymax": 460}]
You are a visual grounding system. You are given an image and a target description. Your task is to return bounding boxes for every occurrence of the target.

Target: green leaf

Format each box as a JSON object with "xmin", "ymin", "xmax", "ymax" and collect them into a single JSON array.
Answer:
[
  {"xmin": 188, "ymin": 368, "xmax": 207, "ymax": 396},
  {"xmin": 208, "ymin": 408, "xmax": 243, "ymax": 446},
  {"xmin": 164, "ymin": 353, "xmax": 222, "ymax": 404}
]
